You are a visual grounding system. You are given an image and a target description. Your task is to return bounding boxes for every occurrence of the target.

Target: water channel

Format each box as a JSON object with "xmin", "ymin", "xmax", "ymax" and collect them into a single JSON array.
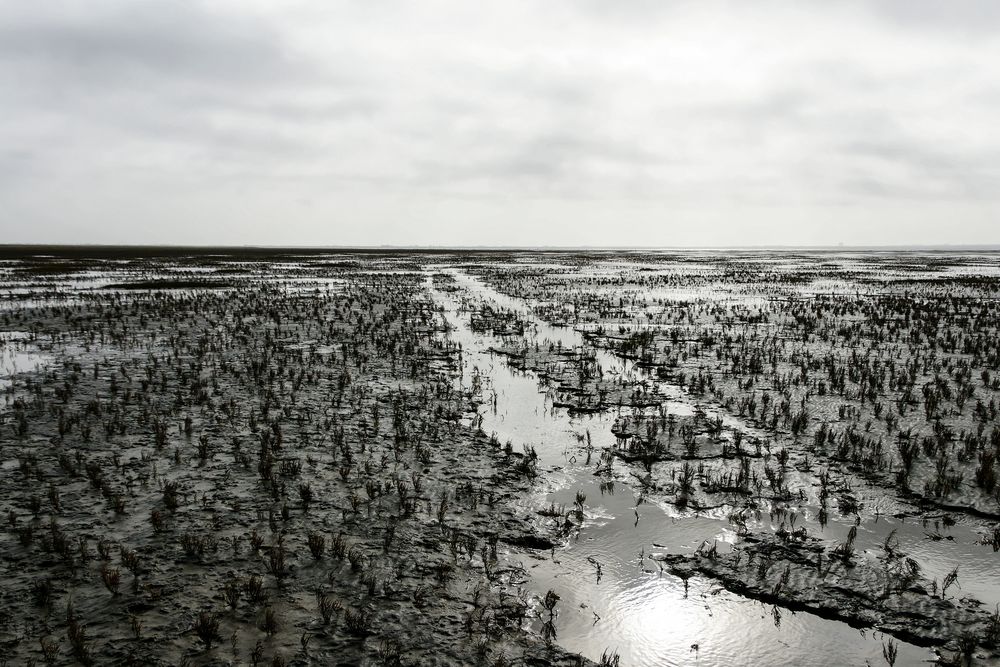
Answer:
[{"xmin": 429, "ymin": 267, "xmax": 940, "ymax": 666}]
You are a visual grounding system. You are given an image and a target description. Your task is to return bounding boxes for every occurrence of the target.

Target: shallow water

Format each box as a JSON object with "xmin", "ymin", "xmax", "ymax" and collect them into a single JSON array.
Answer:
[
  {"xmin": 447, "ymin": 263, "xmax": 1000, "ymax": 607},
  {"xmin": 429, "ymin": 268, "xmax": 937, "ymax": 666},
  {"xmin": 0, "ymin": 333, "xmax": 50, "ymax": 388}
]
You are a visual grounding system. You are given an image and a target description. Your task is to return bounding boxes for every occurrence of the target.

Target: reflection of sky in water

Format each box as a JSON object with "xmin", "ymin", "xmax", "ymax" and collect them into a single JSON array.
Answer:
[
  {"xmin": 430, "ymin": 268, "xmax": 935, "ymax": 667},
  {"xmin": 0, "ymin": 333, "xmax": 50, "ymax": 388}
]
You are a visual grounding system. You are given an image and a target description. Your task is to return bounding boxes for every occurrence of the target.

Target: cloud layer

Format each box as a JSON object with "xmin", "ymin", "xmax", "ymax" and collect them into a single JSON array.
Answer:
[{"xmin": 2, "ymin": 0, "xmax": 998, "ymax": 246}]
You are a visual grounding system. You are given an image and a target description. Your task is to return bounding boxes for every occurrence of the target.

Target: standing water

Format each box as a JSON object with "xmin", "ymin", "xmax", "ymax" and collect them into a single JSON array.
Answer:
[{"xmin": 428, "ymin": 269, "xmax": 935, "ymax": 666}]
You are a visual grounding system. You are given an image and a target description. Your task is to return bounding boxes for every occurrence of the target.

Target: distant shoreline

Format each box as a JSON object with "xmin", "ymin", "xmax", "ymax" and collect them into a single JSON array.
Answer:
[{"xmin": 1, "ymin": 244, "xmax": 1000, "ymax": 259}]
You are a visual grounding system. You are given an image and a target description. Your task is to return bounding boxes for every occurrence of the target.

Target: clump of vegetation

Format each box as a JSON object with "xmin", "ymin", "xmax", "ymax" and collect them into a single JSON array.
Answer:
[{"xmin": 193, "ymin": 611, "xmax": 221, "ymax": 649}]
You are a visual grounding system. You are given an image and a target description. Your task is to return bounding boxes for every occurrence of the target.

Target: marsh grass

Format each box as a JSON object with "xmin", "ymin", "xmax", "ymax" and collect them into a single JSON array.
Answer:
[
  {"xmin": 193, "ymin": 611, "xmax": 221, "ymax": 649},
  {"xmin": 317, "ymin": 591, "xmax": 342, "ymax": 625},
  {"xmin": 244, "ymin": 574, "xmax": 267, "ymax": 605},
  {"xmin": 100, "ymin": 564, "xmax": 121, "ymax": 595},
  {"xmin": 260, "ymin": 606, "xmax": 280, "ymax": 635},
  {"xmin": 307, "ymin": 531, "xmax": 325, "ymax": 559},
  {"xmin": 344, "ymin": 607, "xmax": 372, "ymax": 636},
  {"xmin": 11, "ymin": 252, "xmax": 998, "ymax": 665}
]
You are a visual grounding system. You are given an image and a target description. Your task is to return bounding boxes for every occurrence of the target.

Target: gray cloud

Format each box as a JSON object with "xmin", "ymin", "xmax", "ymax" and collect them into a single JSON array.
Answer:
[
  {"xmin": 862, "ymin": 0, "xmax": 1000, "ymax": 34},
  {"xmin": 0, "ymin": 3, "xmax": 300, "ymax": 86},
  {"xmin": 0, "ymin": 0, "xmax": 998, "ymax": 246}
]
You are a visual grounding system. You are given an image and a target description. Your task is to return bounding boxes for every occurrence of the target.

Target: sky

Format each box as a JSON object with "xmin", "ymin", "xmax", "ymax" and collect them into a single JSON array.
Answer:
[{"xmin": 1, "ymin": 0, "xmax": 999, "ymax": 247}]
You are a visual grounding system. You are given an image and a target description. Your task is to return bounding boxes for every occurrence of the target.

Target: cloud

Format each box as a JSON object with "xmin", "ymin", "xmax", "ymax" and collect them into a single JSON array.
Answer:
[
  {"xmin": 0, "ymin": 2, "xmax": 300, "ymax": 87},
  {"xmin": 0, "ymin": 0, "xmax": 998, "ymax": 245},
  {"xmin": 861, "ymin": 0, "xmax": 1000, "ymax": 35}
]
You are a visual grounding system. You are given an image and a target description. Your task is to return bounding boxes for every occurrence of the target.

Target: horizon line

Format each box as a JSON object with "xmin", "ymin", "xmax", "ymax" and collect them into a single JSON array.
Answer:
[{"xmin": 2, "ymin": 243, "xmax": 1000, "ymax": 253}]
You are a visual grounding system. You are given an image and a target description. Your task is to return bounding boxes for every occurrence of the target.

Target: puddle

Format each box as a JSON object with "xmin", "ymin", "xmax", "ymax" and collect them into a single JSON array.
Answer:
[{"xmin": 0, "ymin": 332, "xmax": 50, "ymax": 388}]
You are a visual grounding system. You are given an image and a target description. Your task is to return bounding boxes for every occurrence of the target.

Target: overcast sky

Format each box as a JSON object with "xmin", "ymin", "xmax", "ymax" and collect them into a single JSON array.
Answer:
[{"xmin": 2, "ymin": 1, "xmax": 999, "ymax": 247}]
